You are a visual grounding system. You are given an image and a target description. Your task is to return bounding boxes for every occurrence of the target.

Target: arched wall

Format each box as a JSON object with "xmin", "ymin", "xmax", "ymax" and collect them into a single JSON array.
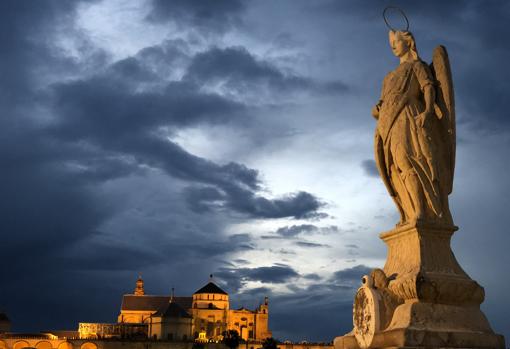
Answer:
[
  {"xmin": 35, "ymin": 341, "xmax": 52, "ymax": 349},
  {"xmin": 13, "ymin": 341, "xmax": 30, "ymax": 349},
  {"xmin": 80, "ymin": 343, "xmax": 97, "ymax": 349}
]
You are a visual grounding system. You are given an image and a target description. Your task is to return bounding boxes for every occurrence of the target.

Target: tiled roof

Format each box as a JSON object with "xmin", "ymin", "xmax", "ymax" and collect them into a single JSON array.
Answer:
[
  {"xmin": 121, "ymin": 295, "xmax": 192, "ymax": 311},
  {"xmin": 155, "ymin": 302, "xmax": 192, "ymax": 318},
  {"xmin": 193, "ymin": 282, "xmax": 228, "ymax": 295}
]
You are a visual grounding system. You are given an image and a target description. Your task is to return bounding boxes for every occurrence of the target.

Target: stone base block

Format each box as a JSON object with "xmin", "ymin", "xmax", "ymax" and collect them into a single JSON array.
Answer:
[
  {"xmin": 335, "ymin": 301, "xmax": 505, "ymax": 349},
  {"xmin": 334, "ymin": 223, "xmax": 506, "ymax": 349},
  {"xmin": 334, "ymin": 328, "xmax": 505, "ymax": 349}
]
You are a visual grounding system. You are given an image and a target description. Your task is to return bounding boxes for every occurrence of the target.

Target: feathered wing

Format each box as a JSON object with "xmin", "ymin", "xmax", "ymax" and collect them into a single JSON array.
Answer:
[{"xmin": 430, "ymin": 45, "xmax": 456, "ymax": 194}]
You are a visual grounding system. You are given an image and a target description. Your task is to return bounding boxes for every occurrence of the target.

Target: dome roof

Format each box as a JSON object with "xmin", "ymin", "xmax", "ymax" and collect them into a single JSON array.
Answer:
[
  {"xmin": 193, "ymin": 282, "xmax": 228, "ymax": 295},
  {"xmin": 156, "ymin": 301, "xmax": 191, "ymax": 318}
]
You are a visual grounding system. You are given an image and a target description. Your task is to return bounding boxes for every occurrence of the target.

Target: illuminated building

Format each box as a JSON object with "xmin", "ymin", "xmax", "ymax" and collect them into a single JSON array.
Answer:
[{"xmin": 115, "ymin": 276, "xmax": 271, "ymax": 341}]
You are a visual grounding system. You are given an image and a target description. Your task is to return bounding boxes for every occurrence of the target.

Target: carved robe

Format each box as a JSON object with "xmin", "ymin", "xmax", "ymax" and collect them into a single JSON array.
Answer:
[{"xmin": 374, "ymin": 60, "xmax": 453, "ymax": 225}]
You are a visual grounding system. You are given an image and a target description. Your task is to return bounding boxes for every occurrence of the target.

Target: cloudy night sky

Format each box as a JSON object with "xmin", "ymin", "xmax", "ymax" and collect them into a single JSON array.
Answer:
[{"xmin": 1, "ymin": 0, "xmax": 509, "ymax": 342}]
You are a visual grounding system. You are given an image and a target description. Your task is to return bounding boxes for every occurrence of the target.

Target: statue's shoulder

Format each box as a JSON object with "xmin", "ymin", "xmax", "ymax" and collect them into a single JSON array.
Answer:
[
  {"xmin": 412, "ymin": 59, "xmax": 432, "ymax": 72},
  {"xmin": 411, "ymin": 59, "xmax": 434, "ymax": 81}
]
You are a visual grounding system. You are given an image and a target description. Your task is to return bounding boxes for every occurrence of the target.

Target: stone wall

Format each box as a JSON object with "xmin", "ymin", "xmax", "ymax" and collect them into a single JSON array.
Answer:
[{"xmin": 0, "ymin": 338, "xmax": 333, "ymax": 349}]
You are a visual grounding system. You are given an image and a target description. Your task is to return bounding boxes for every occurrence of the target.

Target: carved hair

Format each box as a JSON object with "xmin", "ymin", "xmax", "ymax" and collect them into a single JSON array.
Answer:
[{"xmin": 389, "ymin": 30, "xmax": 420, "ymax": 61}]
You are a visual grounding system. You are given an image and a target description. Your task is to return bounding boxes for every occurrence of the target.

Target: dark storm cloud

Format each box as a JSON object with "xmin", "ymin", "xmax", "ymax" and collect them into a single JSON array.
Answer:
[
  {"xmin": 361, "ymin": 159, "xmax": 378, "ymax": 177},
  {"xmin": 247, "ymin": 265, "xmax": 376, "ymax": 341},
  {"xmin": 0, "ymin": 0, "xmax": 125, "ymax": 332},
  {"xmin": 275, "ymin": 224, "xmax": 318, "ymax": 237},
  {"xmin": 243, "ymin": 266, "xmax": 299, "ymax": 283},
  {"xmin": 315, "ymin": 0, "xmax": 463, "ymax": 19},
  {"xmin": 48, "ymin": 41, "xmax": 327, "ymax": 221},
  {"xmin": 225, "ymin": 190, "xmax": 324, "ymax": 219},
  {"xmin": 264, "ymin": 224, "xmax": 340, "ymax": 240},
  {"xmin": 185, "ymin": 46, "xmax": 348, "ymax": 95},
  {"xmin": 0, "ymin": 1, "xmax": 89, "ymax": 106},
  {"xmin": 0, "ymin": 0, "xmax": 330, "ymax": 332},
  {"xmin": 215, "ymin": 265, "xmax": 300, "ymax": 292},
  {"xmin": 295, "ymin": 241, "xmax": 330, "ymax": 248},
  {"xmin": 179, "ymin": 161, "xmax": 324, "ymax": 219},
  {"xmin": 109, "ymin": 57, "xmax": 158, "ymax": 82},
  {"xmin": 183, "ymin": 186, "xmax": 225, "ymax": 213},
  {"xmin": 331, "ymin": 265, "xmax": 371, "ymax": 286},
  {"xmin": 57, "ymin": 240, "xmax": 163, "ymax": 271},
  {"xmin": 233, "ymin": 259, "xmax": 250, "ymax": 265},
  {"xmin": 51, "ymin": 78, "xmax": 245, "ymax": 140},
  {"xmin": 0, "ymin": 0, "xmax": 116, "ymax": 270},
  {"xmin": 52, "ymin": 80, "xmax": 324, "ymax": 219},
  {"xmin": 345, "ymin": 244, "xmax": 359, "ymax": 249},
  {"xmin": 303, "ymin": 273, "xmax": 322, "ymax": 281},
  {"xmin": 147, "ymin": 0, "xmax": 245, "ymax": 32},
  {"xmin": 260, "ymin": 235, "xmax": 285, "ymax": 240},
  {"xmin": 238, "ymin": 287, "xmax": 271, "ymax": 297},
  {"xmin": 315, "ymin": 0, "xmax": 510, "ymax": 131}
]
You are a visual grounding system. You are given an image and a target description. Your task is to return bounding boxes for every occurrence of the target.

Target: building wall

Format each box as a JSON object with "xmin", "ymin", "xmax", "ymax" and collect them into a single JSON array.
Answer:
[
  {"xmin": 118, "ymin": 311, "xmax": 153, "ymax": 324},
  {"xmin": 228, "ymin": 310, "xmax": 256, "ymax": 340},
  {"xmin": 190, "ymin": 308, "xmax": 228, "ymax": 339},
  {"xmin": 0, "ymin": 338, "xmax": 333, "ymax": 349},
  {"xmin": 150, "ymin": 318, "xmax": 192, "ymax": 341},
  {"xmin": 192, "ymin": 294, "xmax": 229, "ymax": 310}
]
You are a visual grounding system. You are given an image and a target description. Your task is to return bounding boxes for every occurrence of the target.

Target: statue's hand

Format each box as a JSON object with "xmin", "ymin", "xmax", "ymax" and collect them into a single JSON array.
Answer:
[
  {"xmin": 416, "ymin": 110, "xmax": 434, "ymax": 128},
  {"xmin": 371, "ymin": 102, "xmax": 382, "ymax": 119}
]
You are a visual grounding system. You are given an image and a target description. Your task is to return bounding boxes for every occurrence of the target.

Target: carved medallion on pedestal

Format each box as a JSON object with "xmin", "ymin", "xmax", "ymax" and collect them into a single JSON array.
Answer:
[{"xmin": 353, "ymin": 276, "xmax": 380, "ymax": 349}]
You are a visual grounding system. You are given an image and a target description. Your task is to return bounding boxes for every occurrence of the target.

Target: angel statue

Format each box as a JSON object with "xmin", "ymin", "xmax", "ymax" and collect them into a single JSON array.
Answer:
[{"xmin": 371, "ymin": 26, "xmax": 456, "ymax": 226}]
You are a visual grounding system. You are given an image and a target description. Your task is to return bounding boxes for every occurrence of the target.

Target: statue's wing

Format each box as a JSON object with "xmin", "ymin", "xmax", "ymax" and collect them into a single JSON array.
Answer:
[{"xmin": 430, "ymin": 45, "xmax": 456, "ymax": 194}]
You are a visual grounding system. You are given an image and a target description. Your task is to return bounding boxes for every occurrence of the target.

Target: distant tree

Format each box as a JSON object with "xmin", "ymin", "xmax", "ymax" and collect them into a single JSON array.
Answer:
[
  {"xmin": 192, "ymin": 342, "xmax": 204, "ymax": 349},
  {"xmin": 262, "ymin": 337, "xmax": 279, "ymax": 349},
  {"xmin": 222, "ymin": 329, "xmax": 241, "ymax": 349}
]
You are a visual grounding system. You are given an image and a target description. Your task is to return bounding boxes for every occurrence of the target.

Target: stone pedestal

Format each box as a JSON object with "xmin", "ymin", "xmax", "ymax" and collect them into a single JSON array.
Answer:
[{"xmin": 334, "ymin": 223, "xmax": 505, "ymax": 349}]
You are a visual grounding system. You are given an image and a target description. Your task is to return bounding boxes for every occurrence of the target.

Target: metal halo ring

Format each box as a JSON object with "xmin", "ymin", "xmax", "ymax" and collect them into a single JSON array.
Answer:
[{"xmin": 383, "ymin": 6, "xmax": 410, "ymax": 32}]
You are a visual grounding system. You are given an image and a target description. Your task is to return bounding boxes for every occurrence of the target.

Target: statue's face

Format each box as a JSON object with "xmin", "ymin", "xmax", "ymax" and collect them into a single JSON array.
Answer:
[{"xmin": 389, "ymin": 33, "xmax": 409, "ymax": 58}]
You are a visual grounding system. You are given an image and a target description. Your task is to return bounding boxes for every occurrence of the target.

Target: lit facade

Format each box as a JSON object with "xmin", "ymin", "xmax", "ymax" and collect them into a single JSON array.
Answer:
[{"xmin": 117, "ymin": 277, "xmax": 271, "ymax": 341}]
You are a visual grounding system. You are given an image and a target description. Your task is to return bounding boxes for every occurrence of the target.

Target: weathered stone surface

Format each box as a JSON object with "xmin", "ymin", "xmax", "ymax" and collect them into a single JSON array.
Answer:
[
  {"xmin": 372, "ymin": 31, "xmax": 456, "ymax": 227},
  {"xmin": 335, "ymin": 225, "xmax": 505, "ymax": 349},
  {"xmin": 333, "ymin": 28, "xmax": 505, "ymax": 349}
]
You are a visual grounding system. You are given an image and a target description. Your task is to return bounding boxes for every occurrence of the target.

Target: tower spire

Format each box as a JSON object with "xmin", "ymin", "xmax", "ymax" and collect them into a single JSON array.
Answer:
[{"xmin": 134, "ymin": 274, "xmax": 145, "ymax": 296}]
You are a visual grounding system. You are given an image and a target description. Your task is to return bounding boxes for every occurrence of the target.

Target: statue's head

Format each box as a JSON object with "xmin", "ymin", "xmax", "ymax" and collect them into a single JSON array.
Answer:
[{"xmin": 389, "ymin": 30, "xmax": 419, "ymax": 60}]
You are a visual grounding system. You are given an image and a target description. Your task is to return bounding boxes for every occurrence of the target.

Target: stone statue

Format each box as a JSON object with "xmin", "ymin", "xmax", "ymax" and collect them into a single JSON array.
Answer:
[
  {"xmin": 372, "ymin": 30, "xmax": 455, "ymax": 226},
  {"xmin": 333, "ymin": 9, "xmax": 505, "ymax": 349}
]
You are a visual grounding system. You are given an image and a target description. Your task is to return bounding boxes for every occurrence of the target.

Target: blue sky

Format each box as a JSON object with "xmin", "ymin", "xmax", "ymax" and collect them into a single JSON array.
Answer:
[{"xmin": 1, "ymin": 0, "xmax": 509, "ymax": 342}]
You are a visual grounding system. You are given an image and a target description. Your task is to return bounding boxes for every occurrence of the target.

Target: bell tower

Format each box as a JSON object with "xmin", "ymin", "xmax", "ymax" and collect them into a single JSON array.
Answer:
[{"xmin": 134, "ymin": 275, "xmax": 145, "ymax": 296}]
